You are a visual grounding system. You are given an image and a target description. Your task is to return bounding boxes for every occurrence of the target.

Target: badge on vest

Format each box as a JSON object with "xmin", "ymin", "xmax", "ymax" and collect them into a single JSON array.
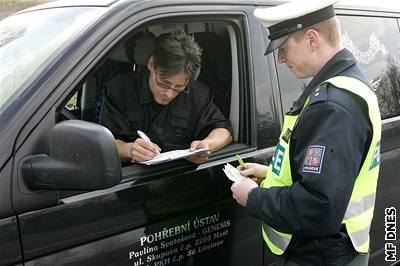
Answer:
[
  {"xmin": 302, "ymin": 145, "xmax": 325, "ymax": 174},
  {"xmin": 281, "ymin": 128, "xmax": 292, "ymax": 144}
]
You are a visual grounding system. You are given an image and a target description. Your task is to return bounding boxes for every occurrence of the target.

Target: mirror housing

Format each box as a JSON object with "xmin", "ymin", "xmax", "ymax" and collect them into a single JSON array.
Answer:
[{"xmin": 22, "ymin": 120, "xmax": 121, "ymax": 190}]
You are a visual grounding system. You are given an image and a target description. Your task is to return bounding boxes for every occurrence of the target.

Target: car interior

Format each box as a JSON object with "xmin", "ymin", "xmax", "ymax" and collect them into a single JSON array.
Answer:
[{"xmin": 59, "ymin": 19, "xmax": 245, "ymax": 166}]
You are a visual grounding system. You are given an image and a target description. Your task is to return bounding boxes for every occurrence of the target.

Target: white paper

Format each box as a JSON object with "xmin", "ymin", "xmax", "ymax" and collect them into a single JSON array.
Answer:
[
  {"xmin": 141, "ymin": 148, "xmax": 209, "ymax": 165},
  {"xmin": 223, "ymin": 163, "xmax": 247, "ymax": 183}
]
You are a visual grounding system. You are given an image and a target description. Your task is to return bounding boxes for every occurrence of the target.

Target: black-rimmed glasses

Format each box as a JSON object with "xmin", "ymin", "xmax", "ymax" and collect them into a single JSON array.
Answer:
[{"xmin": 154, "ymin": 73, "xmax": 189, "ymax": 94}]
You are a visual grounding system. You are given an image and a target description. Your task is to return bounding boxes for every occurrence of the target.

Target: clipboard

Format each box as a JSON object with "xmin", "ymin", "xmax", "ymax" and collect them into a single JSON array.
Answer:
[{"xmin": 141, "ymin": 148, "xmax": 209, "ymax": 165}]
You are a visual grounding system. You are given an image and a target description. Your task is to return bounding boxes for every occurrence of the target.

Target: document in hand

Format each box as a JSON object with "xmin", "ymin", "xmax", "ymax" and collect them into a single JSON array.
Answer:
[
  {"xmin": 223, "ymin": 163, "xmax": 247, "ymax": 183},
  {"xmin": 142, "ymin": 148, "xmax": 209, "ymax": 165}
]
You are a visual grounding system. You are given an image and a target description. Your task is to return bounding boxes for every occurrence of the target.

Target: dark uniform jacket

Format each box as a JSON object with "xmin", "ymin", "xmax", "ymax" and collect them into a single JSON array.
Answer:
[
  {"xmin": 248, "ymin": 49, "xmax": 373, "ymax": 266},
  {"xmin": 99, "ymin": 72, "xmax": 232, "ymax": 152}
]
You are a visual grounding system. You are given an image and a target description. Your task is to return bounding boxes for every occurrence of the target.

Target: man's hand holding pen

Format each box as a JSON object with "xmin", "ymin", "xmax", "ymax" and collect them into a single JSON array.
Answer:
[
  {"xmin": 235, "ymin": 155, "xmax": 268, "ymax": 184},
  {"xmin": 238, "ymin": 163, "xmax": 268, "ymax": 184},
  {"xmin": 126, "ymin": 130, "xmax": 161, "ymax": 162},
  {"xmin": 231, "ymin": 155, "xmax": 269, "ymax": 207}
]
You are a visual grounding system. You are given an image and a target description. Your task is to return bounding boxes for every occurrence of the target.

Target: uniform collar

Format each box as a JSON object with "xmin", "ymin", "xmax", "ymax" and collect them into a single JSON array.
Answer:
[{"xmin": 289, "ymin": 48, "xmax": 357, "ymax": 114}]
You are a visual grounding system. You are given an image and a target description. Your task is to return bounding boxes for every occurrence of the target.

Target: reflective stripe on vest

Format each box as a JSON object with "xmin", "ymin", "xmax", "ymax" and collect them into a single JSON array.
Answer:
[
  {"xmin": 348, "ymin": 221, "xmax": 372, "ymax": 250},
  {"xmin": 260, "ymin": 76, "xmax": 381, "ymax": 255},
  {"xmin": 344, "ymin": 193, "xmax": 376, "ymax": 219},
  {"xmin": 262, "ymin": 223, "xmax": 291, "ymax": 251}
]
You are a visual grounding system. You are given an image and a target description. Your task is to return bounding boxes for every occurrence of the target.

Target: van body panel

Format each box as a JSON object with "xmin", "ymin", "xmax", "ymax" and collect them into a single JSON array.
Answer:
[{"xmin": 0, "ymin": 217, "xmax": 21, "ymax": 266}]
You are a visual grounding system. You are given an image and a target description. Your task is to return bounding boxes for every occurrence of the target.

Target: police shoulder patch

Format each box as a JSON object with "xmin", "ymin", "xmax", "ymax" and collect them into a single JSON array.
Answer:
[{"xmin": 302, "ymin": 145, "xmax": 325, "ymax": 174}]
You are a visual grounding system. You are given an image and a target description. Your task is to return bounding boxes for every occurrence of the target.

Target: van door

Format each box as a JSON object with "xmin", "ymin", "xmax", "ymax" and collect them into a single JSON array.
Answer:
[
  {"xmin": 0, "ymin": 161, "xmax": 22, "ymax": 266},
  {"xmin": 11, "ymin": 2, "xmax": 278, "ymax": 266}
]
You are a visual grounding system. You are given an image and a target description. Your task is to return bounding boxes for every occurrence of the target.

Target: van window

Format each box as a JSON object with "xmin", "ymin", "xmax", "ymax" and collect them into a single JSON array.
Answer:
[
  {"xmin": 57, "ymin": 17, "xmax": 249, "ymax": 180},
  {"xmin": 0, "ymin": 7, "xmax": 105, "ymax": 113},
  {"xmin": 340, "ymin": 16, "xmax": 400, "ymax": 120},
  {"xmin": 276, "ymin": 15, "xmax": 400, "ymax": 120}
]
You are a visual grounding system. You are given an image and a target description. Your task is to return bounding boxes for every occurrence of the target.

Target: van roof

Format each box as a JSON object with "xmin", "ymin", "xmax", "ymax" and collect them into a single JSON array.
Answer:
[
  {"xmin": 27, "ymin": 0, "xmax": 117, "ymax": 9},
  {"xmin": 338, "ymin": 0, "xmax": 399, "ymax": 13},
  {"xmin": 257, "ymin": 0, "xmax": 400, "ymax": 13},
  {"xmin": 18, "ymin": 0, "xmax": 400, "ymax": 16}
]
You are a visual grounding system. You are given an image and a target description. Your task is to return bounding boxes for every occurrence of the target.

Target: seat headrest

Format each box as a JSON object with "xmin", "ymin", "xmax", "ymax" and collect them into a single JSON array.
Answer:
[
  {"xmin": 108, "ymin": 42, "xmax": 130, "ymax": 63},
  {"xmin": 125, "ymin": 31, "xmax": 155, "ymax": 66}
]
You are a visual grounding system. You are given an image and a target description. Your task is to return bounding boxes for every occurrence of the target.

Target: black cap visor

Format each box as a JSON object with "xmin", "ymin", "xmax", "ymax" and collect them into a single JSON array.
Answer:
[{"xmin": 265, "ymin": 34, "xmax": 290, "ymax": 55}]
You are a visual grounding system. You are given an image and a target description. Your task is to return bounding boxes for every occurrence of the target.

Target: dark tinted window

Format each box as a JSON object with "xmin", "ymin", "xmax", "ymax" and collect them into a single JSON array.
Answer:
[
  {"xmin": 276, "ymin": 15, "xmax": 400, "ymax": 120},
  {"xmin": 340, "ymin": 15, "xmax": 400, "ymax": 120}
]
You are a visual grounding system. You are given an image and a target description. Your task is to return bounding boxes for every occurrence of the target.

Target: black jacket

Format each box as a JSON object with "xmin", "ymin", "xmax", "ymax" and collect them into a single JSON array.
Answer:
[
  {"xmin": 99, "ymin": 72, "xmax": 232, "ymax": 152},
  {"xmin": 247, "ymin": 49, "xmax": 373, "ymax": 266}
]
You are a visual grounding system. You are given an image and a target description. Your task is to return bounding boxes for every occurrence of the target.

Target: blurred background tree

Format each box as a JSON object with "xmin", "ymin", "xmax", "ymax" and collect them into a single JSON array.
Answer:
[{"xmin": 0, "ymin": 0, "xmax": 51, "ymax": 20}]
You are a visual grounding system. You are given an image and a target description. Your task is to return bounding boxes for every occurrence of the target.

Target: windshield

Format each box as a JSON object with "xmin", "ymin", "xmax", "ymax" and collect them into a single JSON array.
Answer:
[{"xmin": 0, "ymin": 7, "xmax": 105, "ymax": 112}]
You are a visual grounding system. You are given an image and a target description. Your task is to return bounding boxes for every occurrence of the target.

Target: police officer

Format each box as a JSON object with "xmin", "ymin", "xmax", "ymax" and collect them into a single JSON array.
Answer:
[
  {"xmin": 100, "ymin": 29, "xmax": 232, "ymax": 164},
  {"xmin": 231, "ymin": 0, "xmax": 381, "ymax": 265}
]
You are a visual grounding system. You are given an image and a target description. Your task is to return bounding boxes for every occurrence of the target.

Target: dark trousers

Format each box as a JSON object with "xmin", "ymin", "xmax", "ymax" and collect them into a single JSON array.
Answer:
[
  {"xmin": 274, "ymin": 253, "xmax": 369, "ymax": 266},
  {"xmin": 346, "ymin": 253, "xmax": 369, "ymax": 266}
]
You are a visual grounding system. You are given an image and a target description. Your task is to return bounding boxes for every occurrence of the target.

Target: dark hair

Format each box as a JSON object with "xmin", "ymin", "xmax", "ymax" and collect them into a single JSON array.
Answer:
[{"xmin": 152, "ymin": 28, "xmax": 202, "ymax": 81}]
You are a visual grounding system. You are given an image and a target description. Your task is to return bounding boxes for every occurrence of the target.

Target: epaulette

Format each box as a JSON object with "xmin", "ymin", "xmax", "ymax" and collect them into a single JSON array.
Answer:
[{"xmin": 308, "ymin": 84, "xmax": 328, "ymax": 105}]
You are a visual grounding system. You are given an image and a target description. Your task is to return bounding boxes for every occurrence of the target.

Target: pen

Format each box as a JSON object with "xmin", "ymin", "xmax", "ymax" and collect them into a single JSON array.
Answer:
[
  {"xmin": 236, "ymin": 154, "xmax": 245, "ymax": 169},
  {"xmin": 137, "ymin": 130, "xmax": 151, "ymax": 142}
]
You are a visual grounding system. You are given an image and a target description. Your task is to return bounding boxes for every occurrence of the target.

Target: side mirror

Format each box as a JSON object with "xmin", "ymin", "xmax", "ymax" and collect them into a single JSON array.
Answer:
[{"xmin": 21, "ymin": 120, "xmax": 121, "ymax": 190}]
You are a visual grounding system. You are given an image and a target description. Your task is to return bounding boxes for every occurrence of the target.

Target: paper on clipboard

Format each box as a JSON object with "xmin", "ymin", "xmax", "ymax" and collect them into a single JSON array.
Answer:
[
  {"xmin": 223, "ymin": 163, "xmax": 247, "ymax": 183},
  {"xmin": 142, "ymin": 148, "xmax": 209, "ymax": 165}
]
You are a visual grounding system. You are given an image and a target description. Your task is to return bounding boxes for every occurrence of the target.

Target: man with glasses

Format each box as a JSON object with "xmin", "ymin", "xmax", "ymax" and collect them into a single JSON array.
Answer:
[{"xmin": 100, "ymin": 29, "xmax": 232, "ymax": 164}]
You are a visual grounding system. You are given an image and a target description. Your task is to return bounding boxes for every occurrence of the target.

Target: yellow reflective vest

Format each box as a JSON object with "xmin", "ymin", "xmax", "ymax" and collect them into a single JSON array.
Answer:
[{"xmin": 261, "ymin": 76, "xmax": 381, "ymax": 255}]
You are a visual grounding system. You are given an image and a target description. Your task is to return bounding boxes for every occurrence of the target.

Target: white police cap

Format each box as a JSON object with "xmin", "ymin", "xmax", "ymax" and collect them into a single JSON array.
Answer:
[{"xmin": 254, "ymin": 0, "xmax": 338, "ymax": 54}]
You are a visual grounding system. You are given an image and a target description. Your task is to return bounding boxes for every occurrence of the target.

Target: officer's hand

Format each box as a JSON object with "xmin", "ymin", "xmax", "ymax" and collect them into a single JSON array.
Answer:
[
  {"xmin": 186, "ymin": 140, "xmax": 211, "ymax": 164},
  {"xmin": 231, "ymin": 178, "xmax": 258, "ymax": 207},
  {"xmin": 238, "ymin": 162, "xmax": 268, "ymax": 178},
  {"xmin": 130, "ymin": 138, "xmax": 161, "ymax": 162}
]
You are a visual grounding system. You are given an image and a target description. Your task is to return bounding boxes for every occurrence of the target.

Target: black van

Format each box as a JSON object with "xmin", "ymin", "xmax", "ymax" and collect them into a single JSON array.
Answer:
[{"xmin": 0, "ymin": 0, "xmax": 399, "ymax": 265}]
